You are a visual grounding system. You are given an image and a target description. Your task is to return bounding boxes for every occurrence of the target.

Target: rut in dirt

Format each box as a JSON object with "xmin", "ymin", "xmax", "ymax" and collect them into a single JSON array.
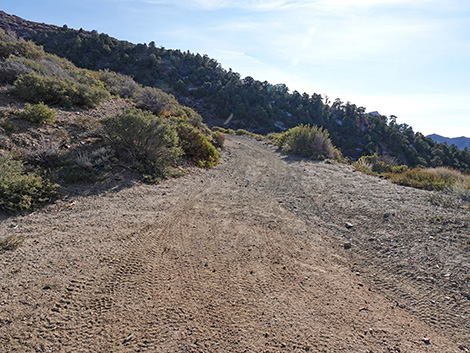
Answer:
[{"xmin": 1, "ymin": 135, "xmax": 468, "ymax": 352}]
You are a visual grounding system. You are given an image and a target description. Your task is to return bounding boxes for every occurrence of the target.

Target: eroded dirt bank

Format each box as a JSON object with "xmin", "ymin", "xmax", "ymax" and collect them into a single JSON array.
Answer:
[{"xmin": 1, "ymin": 135, "xmax": 469, "ymax": 352}]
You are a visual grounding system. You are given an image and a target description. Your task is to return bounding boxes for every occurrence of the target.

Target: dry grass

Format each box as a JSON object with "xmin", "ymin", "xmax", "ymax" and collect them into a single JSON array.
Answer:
[{"xmin": 0, "ymin": 234, "xmax": 23, "ymax": 251}]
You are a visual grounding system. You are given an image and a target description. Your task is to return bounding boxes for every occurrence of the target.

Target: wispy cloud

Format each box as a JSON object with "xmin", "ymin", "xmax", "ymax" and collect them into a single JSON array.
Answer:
[
  {"xmin": 128, "ymin": 0, "xmax": 447, "ymax": 11},
  {"xmin": 127, "ymin": 0, "xmax": 296, "ymax": 11}
]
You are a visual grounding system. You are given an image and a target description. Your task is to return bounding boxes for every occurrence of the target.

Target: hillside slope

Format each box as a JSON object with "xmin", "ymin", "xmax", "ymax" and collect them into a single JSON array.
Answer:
[
  {"xmin": 1, "ymin": 135, "xmax": 468, "ymax": 352},
  {"xmin": 2, "ymin": 10, "xmax": 470, "ymax": 171}
]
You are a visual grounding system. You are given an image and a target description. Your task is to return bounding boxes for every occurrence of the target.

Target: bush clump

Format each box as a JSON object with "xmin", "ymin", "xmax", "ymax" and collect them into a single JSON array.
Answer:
[
  {"xmin": 235, "ymin": 129, "xmax": 264, "ymax": 141},
  {"xmin": 211, "ymin": 130, "xmax": 226, "ymax": 149},
  {"xmin": 275, "ymin": 124, "xmax": 341, "ymax": 160},
  {"xmin": 177, "ymin": 123, "xmax": 219, "ymax": 168},
  {"xmin": 14, "ymin": 73, "xmax": 110, "ymax": 108},
  {"xmin": 386, "ymin": 167, "xmax": 467, "ymax": 191},
  {"xmin": 133, "ymin": 86, "xmax": 174, "ymax": 115},
  {"xmin": 355, "ymin": 153, "xmax": 408, "ymax": 174},
  {"xmin": 101, "ymin": 107, "xmax": 182, "ymax": 179},
  {"xmin": 98, "ymin": 69, "xmax": 140, "ymax": 98},
  {"xmin": 17, "ymin": 102, "xmax": 56, "ymax": 124},
  {"xmin": 61, "ymin": 147, "xmax": 114, "ymax": 183},
  {"xmin": 0, "ymin": 153, "xmax": 58, "ymax": 213},
  {"xmin": 0, "ymin": 35, "xmax": 45, "ymax": 61}
]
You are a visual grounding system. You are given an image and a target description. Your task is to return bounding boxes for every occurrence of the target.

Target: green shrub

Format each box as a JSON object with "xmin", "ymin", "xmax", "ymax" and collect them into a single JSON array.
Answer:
[
  {"xmin": 235, "ymin": 129, "xmax": 252, "ymax": 136},
  {"xmin": 0, "ymin": 154, "xmax": 58, "ymax": 213},
  {"xmin": 133, "ymin": 86, "xmax": 174, "ymax": 115},
  {"xmin": 98, "ymin": 69, "xmax": 140, "ymax": 98},
  {"xmin": 101, "ymin": 107, "xmax": 182, "ymax": 178},
  {"xmin": 267, "ymin": 132, "xmax": 285, "ymax": 146},
  {"xmin": 387, "ymin": 168, "xmax": 455, "ymax": 191},
  {"xmin": 212, "ymin": 126, "xmax": 228, "ymax": 133},
  {"xmin": 355, "ymin": 153, "xmax": 408, "ymax": 174},
  {"xmin": 391, "ymin": 165, "xmax": 409, "ymax": 174},
  {"xmin": 17, "ymin": 102, "xmax": 56, "ymax": 124},
  {"xmin": 74, "ymin": 83, "xmax": 111, "ymax": 108},
  {"xmin": 14, "ymin": 73, "xmax": 109, "ymax": 108},
  {"xmin": 177, "ymin": 123, "xmax": 219, "ymax": 168},
  {"xmin": 0, "ymin": 37, "xmax": 45, "ymax": 60},
  {"xmin": 14, "ymin": 73, "xmax": 74, "ymax": 106},
  {"xmin": 235, "ymin": 129, "xmax": 264, "ymax": 141},
  {"xmin": 277, "ymin": 124, "xmax": 341, "ymax": 160}
]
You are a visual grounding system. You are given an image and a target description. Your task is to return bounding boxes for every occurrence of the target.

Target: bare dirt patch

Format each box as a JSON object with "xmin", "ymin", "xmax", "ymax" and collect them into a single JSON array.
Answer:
[{"xmin": 1, "ymin": 135, "xmax": 468, "ymax": 352}]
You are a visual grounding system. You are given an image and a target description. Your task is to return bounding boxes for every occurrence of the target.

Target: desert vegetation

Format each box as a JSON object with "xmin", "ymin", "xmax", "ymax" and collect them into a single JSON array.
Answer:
[
  {"xmin": 101, "ymin": 107, "xmax": 183, "ymax": 179},
  {"xmin": 0, "ymin": 233, "xmax": 23, "ymax": 251},
  {"xmin": 4, "ymin": 15, "xmax": 470, "ymax": 173},
  {"xmin": 354, "ymin": 155, "xmax": 470, "ymax": 207},
  {"xmin": 0, "ymin": 153, "xmax": 58, "ymax": 212},
  {"xmin": 16, "ymin": 102, "xmax": 56, "ymax": 124},
  {"xmin": 0, "ymin": 28, "xmax": 220, "ymax": 213},
  {"xmin": 270, "ymin": 124, "xmax": 342, "ymax": 161}
]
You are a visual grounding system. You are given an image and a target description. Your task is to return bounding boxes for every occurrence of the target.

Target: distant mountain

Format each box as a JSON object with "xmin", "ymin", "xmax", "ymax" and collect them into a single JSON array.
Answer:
[{"xmin": 427, "ymin": 134, "xmax": 470, "ymax": 151}]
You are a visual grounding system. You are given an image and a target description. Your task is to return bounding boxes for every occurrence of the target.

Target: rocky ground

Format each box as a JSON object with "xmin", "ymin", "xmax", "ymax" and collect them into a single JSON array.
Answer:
[{"xmin": 1, "ymin": 134, "xmax": 469, "ymax": 352}]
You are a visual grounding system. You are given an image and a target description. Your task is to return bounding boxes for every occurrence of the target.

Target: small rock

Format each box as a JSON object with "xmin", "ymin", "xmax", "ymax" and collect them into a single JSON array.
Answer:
[
  {"xmin": 383, "ymin": 213, "xmax": 390, "ymax": 219},
  {"xmin": 345, "ymin": 222, "xmax": 354, "ymax": 229},
  {"xmin": 123, "ymin": 334, "xmax": 133, "ymax": 344},
  {"xmin": 423, "ymin": 337, "xmax": 430, "ymax": 345},
  {"xmin": 462, "ymin": 292, "xmax": 470, "ymax": 300},
  {"xmin": 344, "ymin": 241, "xmax": 352, "ymax": 250},
  {"xmin": 42, "ymin": 286, "xmax": 51, "ymax": 290},
  {"xmin": 458, "ymin": 344, "xmax": 469, "ymax": 351}
]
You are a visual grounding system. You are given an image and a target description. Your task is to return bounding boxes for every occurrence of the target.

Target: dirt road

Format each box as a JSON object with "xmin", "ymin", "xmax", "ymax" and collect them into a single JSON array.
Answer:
[{"xmin": 1, "ymin": 135, "xmax": 469, "ymax": 352}]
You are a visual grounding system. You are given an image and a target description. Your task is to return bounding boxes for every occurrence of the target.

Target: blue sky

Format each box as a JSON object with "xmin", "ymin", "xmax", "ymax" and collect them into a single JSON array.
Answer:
[{"xmin": 2, "ymin": 0, "xmax": 470, "ymax": 137}]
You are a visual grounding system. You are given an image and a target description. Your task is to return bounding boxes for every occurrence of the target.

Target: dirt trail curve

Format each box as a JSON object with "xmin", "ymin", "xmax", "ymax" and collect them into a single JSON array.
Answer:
[{"xmin": 1, "ymin": 135, "xmax": 469, "ymax": 352}]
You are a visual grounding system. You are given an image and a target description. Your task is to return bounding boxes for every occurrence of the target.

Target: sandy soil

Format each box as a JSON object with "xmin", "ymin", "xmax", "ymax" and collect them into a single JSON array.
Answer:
[{"xmin": 1, "ymin": 135, "xmax": 469, "ymax": 352}]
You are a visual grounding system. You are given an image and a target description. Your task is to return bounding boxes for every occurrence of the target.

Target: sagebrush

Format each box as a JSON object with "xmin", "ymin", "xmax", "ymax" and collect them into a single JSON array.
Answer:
[
  {"xmin": 101, "ymin": 107, "xmax": 182, "ymax": 179},
  {"xmin": 0, "ymin": 153, "xmax": 58, "ymax": 212},
  {"xmin": 17, "ymin": 102, "xmax": 56, "ymax": 124},
  {"xmin": 273, "ymin": 124, "xmax": 341, "ymax": 160},
  {"xmin": 177, "ymin": 123, "xmax": 219, "ymax": 168}
]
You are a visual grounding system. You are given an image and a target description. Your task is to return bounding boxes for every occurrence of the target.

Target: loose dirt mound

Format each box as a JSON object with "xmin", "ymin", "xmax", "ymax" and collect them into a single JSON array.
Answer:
[{"xmin": 1, "ymin": 135, "xmax": 468, "ymax": 352}]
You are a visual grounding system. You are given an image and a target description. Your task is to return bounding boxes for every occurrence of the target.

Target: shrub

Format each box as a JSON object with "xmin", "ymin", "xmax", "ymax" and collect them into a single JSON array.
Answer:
[
  {"xmin": 62, "ymin": 147, "xmax": 114, "ymax": 183},
  {"xmin": 0, "ymin": 234, "xmax": 23, "ymax": 251},
  {"xmin": 0, "ymin": 56, "xmax": 34, "ymax": 84},
  {"xmin": 20, "ymin": 137, "xmax": 63, "ymax": 169},
  {"xmin": 235, "ymin": 129, "xmax": 264, "ymax": 141},
  {"xmin": 98, "ymin": 69, "xmax": 140, "ymax": 98},
  {"xmin": 177, "ymin": 123, "xmax": 219, "ymax": 168},
  {"xmin": 14, "ymin": 73, "xmax": 110, "ymax": 108},
  {"xmin": 14, "ymin": 73, "xmax": 74, "ymax": 106},
  {"xmin": 133, "ymin": 86, "xmax": 174, "ymax": 115},
  {"xmin": 355, "ymin": 154, "xmax": 408, "ymax": 174},
  {"xmin": 101, "ymin": 107, "xmax": 182, "ymax": 178},
  {"xmin": 425, "ymin": 167, "xmax": 467, "ymax": 184},
  {"xmin": 212, "ymin": 131, "xmax": 226, "ymax": 149},
  {"xmin": 17, "ymin": 102, "xmax": 56, "ymax": 124},
  {"xmin": 392, "ymin": 165, "xmax": 409, "ymax": 174},
  {"xmin": 386, "ymin": 168, "xmax": 458, "ymax": 191},
  {"xmin": 0, "ymin": 37, "xmax": 45, "ymax": 61},
  {"xmin": 212, "ymin": 126, "xmax": 228, "ymax": 133},
  {"xmin": 0, "ymin": 153, "xmax": 58, "ymax": 213},
  {"xmin": 277, "ymin": 124, "xmax": 341, "ymax": 160}
]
